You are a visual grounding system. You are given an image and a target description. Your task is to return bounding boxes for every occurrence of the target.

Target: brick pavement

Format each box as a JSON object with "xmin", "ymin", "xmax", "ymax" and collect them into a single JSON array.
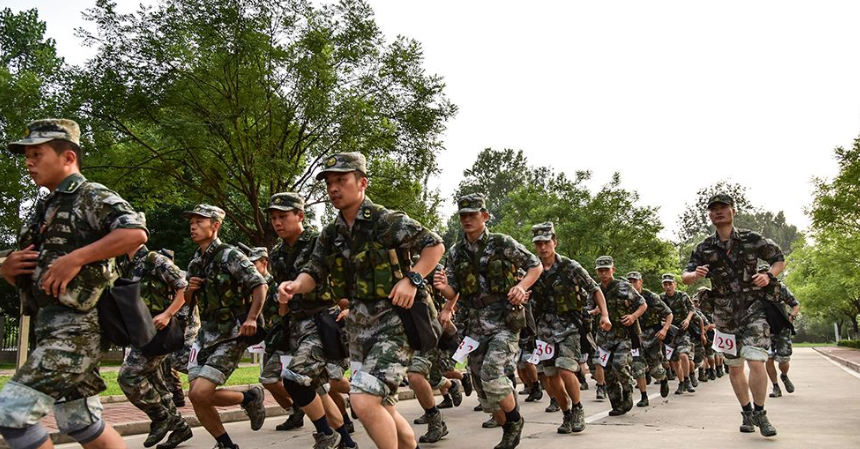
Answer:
[{"xmin": 813, "ymin": 346, "xmax": 860, "ymax": 373}]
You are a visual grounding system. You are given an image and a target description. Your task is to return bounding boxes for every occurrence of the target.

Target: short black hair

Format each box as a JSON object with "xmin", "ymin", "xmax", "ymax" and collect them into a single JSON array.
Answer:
[{"xmin": 46, "ymin": 140, "xmax": 82, "ymax": 168}]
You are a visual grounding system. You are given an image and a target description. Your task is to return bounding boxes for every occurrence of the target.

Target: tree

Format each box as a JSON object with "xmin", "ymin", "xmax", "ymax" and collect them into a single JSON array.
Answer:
[
  {"xmin": 75, "ymin": 0, "xmax": 455, "ymax": 246},
  {"xmin": 809, "ymin": 137, "xmax": 860, "ymax": 235},
  {"xmin": 0, "ymin": 8, "xmax": 68, "ymax": 246}
]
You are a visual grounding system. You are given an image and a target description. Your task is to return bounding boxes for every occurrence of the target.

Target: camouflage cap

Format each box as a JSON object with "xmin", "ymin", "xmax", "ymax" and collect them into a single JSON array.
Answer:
[
  {"xmin": 457, "ymin": 193, "xmax": 487, "ymax": 214},
  {"xmin": 265, "ymin": 192, "xmax": 304, "ymax": 212},
  {"xmin": 531, "ymin": 222, "xmax": 556, "ymax": 242},
  {"xmin": 595, "ymin": 255, "xmax": 614, "ymax": 269},
  {"xmin": 315, "ymin": 152, "xmax": 368, "ymax": 180},
  {"xmin": 183, "ymin": 204, "xmax": 226, "ymax": 223},
  {"xmin": 626, "ymin": 271, "xmax": 642, "ymax": 280},
  {"xmin": 707, "ymin": 194, "xmax": 735, "ymax": 209},
  {"xmin": 248, "ymin": 247, "xmax": 269, "ymax": 262},
  {"xmin": 8, "ymin": 119, "xmax": 81, "ymax": 154},
  {"xmin": 661, "ymin": 273, "xmax": 676, "ymax": 283}
]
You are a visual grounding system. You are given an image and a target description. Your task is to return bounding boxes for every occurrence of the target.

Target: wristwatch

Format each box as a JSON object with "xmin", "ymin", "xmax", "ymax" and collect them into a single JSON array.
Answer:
[{"xmin": 406, "ymin": 271, "xmax": 424, "ymax": 287}]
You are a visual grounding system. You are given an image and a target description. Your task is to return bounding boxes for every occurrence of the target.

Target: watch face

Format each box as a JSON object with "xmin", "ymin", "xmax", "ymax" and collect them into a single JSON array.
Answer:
[{"xmin": 409, "ymin": 272, "xmax": 423, "ymax": 285}]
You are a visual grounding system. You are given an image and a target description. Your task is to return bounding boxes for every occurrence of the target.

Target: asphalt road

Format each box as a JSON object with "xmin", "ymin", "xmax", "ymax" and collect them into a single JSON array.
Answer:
[{"xmin": 67, "ymin": 348, "xmax": 860, "ymax": 449}]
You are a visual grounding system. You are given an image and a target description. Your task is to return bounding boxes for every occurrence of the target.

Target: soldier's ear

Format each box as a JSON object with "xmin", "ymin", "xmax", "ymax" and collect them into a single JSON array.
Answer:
[{"xmin": 212, "ymin": 220, "xmax": 222, "ymax": 233}]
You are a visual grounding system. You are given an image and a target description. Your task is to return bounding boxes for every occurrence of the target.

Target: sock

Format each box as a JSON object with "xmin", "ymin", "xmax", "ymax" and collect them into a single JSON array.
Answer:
[
  {"xmin": 754, "ymin": 403, "xmax": 764, "ymax": 412},
  {"xmin": 773, "ymin": 382, "xmax": 779, "ymax": 388},
  {"xmin": 504, "ymin": 409, "xmax": 521, "ymax": 424},
  {"xmin": 443, "ymin": 394, "xmax": 452, "ymax": 401},
  {"xmin": 572, "ymin": 402, "xmax": 583, "ymax": 409},
  {"xmin": 425, "ymin": 406, "xmax": 440, "ymax": 416},
  {"xmin": 641, "ymin": 391, "xmax": 648, "ymax": 399},
  {"xmin": 742, "ymin": 402, "xmax": 753, "ymax": 412},
  {"xmin": 342, "ymin": 413, "xmax": 352, "ymax": 424},
  {"xmin": 336, "ymin": 425, "xmax": 356, "ymax": 447},
  {"xmin": 312, "ymin": 416, "xmax": 333, "ymax": 436},
  {"xmin": 563, "ymin": 408, "xmax": 572, "ymax": 417},
  {"xmin": 215, "ymin": 433, "xmax": 235, "ymax": 447},
  {"xmin": 241, "ymin": 391, "xmax": 254, "ymax": 406}
]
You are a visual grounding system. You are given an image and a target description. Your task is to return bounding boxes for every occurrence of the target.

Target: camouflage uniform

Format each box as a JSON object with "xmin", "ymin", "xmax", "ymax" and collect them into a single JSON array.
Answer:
[
  {"xmin": 686, "ymin": 226, "xmax": 784, "ymax": 366},
  {"xmin": 691, "ymin": 309, "xmax": 709, "ymax": 365},
  {"xmin": 661, "ymin": 288, "xmax": 695, "ymax": 360},
  {"xmin": 0, "ymin": 120, "xmax": 148, "ymax": 445},
  {"xmin": 531, "ymin": 250, "xmax": 599, "ymax": 377},
  {"xmin": 769, "ymin": 284, "xmax": 799, "ymax": 363},
  {"xmin": 409, "ymin": 269, "xmax": 450, "ymax": 391},
  {"xmin": 167, "ymin": 302, "xmax": 201, "ymax": 374},
  {"xmin": 445, "ymin": 209, "xmax": 540, "ymax": 412},
  {"xmin": 632, "ymin": 287, "xmax": 671, "ymax": 381},
  {"xmin": 186, "ymin": 228, "xmax": 267, "ymax": 385},
  {"xmin": 117, "ymin": 245, "xmax": 187, "ymax": 423},
  {"xmin": 302, "ymin": 197, "xmax": 442, "ymax": 406},
  {"xmin": 594, "ymin": 257, "xmax": 645, "ymax": 412}
]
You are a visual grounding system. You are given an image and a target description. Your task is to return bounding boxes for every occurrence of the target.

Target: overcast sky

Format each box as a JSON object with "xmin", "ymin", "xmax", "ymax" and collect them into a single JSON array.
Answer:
[{"xmin": 6, "ymin": 0, "xmax": 859, "ymax": 239}]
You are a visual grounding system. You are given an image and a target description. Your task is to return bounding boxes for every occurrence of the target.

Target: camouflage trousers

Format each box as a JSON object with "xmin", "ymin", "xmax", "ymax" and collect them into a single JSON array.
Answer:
[
  {"xmin": 632, "ymin": 328, "xmax": 667, "ymax": 381},
  {"xmin": 537, "ymin": 314, "xmax": 582, "ymax": 376},
  {"xmin": 670, "ymin": 330, "xmax": 693, "ymax": 361},
  {"xmin": 0, "ymin": 306, "xmax": 106, "ymax": 434},
  {"xmin": 188, "ymin": 318, "xmax": 245, "ymax": 385},
  {"xmin": 692, "ymin": 332, "xmax": 706, "ymax": 365},
  {"xmin": 467, "ymin": 302, "xmax": 520, "ymax": 412},
  {"xmin": 719, "ymin": 315, "xmax": 770, "ymax": 367},
  {"xmin": 598, "ymin": 338, "xmax": 634, "ymax": 409},
  {"xmin": 167, "ymin": 304, "xmax": 201, "ymax": 375},
  {"xmin": 119, "ymin": 349, "xmax": 180, "ymax": 420},
  {"xmin": 260, "ymin": 315, "xmax": 330, "ymax": 391},
  {"xmin": 408, "ymin": 349, "xmax": 447, "ymax": 390},
  {"xmin": 347, "ymin": 299, "xmax": 413, "ymax": 406},
  {"xmin": 769, "ymin": 327, "xmax": 792, "ymax": 363}
]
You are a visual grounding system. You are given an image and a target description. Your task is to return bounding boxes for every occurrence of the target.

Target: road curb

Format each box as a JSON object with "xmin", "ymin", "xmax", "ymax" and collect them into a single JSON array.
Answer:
[{"xmin": 812, "ymin": 347, "xmax": 860, "ymax": 373}]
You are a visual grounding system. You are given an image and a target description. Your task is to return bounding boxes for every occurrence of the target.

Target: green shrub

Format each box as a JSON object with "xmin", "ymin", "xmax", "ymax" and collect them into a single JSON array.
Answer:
[{"xmin": 837, "ymin": 339, "xmax": 860, "ymax": 349}]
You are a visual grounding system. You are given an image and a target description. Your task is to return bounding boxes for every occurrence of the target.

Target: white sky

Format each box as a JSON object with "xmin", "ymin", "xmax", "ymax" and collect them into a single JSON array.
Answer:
[{"xmin": 5, "ymin": 0, "xmax": 858, "ymax": 239}]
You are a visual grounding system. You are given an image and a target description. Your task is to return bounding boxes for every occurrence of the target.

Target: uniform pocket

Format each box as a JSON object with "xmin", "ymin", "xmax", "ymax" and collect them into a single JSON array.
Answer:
[{"xmin": 40, "ymin": 349, "xmax": 88, "ymax": 374}]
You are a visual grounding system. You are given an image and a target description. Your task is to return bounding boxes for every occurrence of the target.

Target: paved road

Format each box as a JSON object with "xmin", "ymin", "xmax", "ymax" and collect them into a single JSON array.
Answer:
[{"xmin": 64, "ymin": 348, "xmax": 860, "ymax": 448}]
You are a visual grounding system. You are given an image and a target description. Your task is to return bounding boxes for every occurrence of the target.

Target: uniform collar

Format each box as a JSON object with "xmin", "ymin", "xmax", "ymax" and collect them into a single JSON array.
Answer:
[
  {"xmin": 201, "ymin": 237, "xmax": 223, "ymax": 258},
  {"xmin": 464, "ymin": 227, "xmax": 490, "ymax": 245},
  {"xmin": 712, "ymin": 226, "xmax": 740, "ymax": 244},
  {"xmin": 355, "ymin": 197, "xmax": 375, "ymax": 222},
  {"xmin": 55, "ymin": 172, "xmax": 86, "ymax": 194}
]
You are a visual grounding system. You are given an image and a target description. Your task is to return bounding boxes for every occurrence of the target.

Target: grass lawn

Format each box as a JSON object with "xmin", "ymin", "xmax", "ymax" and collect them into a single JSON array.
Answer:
[
  {"xmin": 794, "ymin": 342, "xmax": 837, "ymax": 348},
  {"xmin": 0, "ymin": 365, "xmax": 264, "ymax": 397}
]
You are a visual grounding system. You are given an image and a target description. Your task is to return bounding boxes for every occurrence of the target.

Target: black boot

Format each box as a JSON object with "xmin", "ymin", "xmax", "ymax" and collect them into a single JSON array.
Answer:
[
  {"xmin": 276, "ymin": 406, "xmax": 305, "ymax": 431},
  {"xmin": 525, "ymin": 382, "xmax": 543, "ymax": 402}
]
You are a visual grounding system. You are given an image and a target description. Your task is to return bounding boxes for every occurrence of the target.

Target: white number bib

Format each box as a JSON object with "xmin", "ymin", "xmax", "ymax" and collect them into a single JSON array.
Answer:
[
  {"xmin": 664, "ymin": 345, "xmax": 675, "ymax": 360},
  {"xmin": 452, "ymin": 336, "xmax": 480, "ymax": 363},
  {"xmin": 279, "ymin": 355, "xmax": 294, "ymax": 378},
  {"xmin": 597, "ymin": 347, "xmax": 611, "ymax": 367},
  {"xmin": 535, "ymin": 340, "xmax": 555, "ymax": 361},
  {"xmin": 350, "ymin": 361, "xmax": 363, "ymax": 375},
  {"xmin": 631, "ymin": 348, "xmax": 640, "ymax": 358},
  {"xmin": 187, "ymin": 342, "xmax": 201, "ymax": 369},
  {"xmin": 712, "ymin": 329, "xmax": 737, "ymax": 356},
  {"xmin": 247, "ymin": 341, "xmax": 266, "ymax": 354}
]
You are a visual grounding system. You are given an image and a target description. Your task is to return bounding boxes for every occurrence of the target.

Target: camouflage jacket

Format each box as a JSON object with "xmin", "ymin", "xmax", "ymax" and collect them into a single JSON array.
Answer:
[
  {"xmin": 598, "ymin": 278, "xmax": 645, "ymax": 342},
  {"xmin": 118, "ymin": 244, "xmax": 187, "ymax": 313},
  {"xmin": 661, "ymin": 291, "xmax": 694, "ymax": 326},
  {"xmin": 531, "ymin": 254, "xmax": 598, "ymax": 317},
  {"xmin": 265, "ymin": 229, "xmax": 331, "ymax": 324},
  {"xmin": 301, "ymin": 197, "xmax": 443, "ymax": 302},
  {"xmin": 445, "ymin": 228, "xmax": 540, "ymax": 308},
  {"xmin": 638, "ymin": 288, "xmax": 672, "ymax": 329},
  {"xmin": 186, "ymin": 237, "xmax": 266, "ymax": 320},
  {"xmin": 18, "ymin": 172, "xmax": 147, "ymax": 312}
]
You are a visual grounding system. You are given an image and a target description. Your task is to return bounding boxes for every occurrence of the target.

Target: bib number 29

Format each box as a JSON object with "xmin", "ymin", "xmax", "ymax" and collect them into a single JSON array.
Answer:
[{"xmin": 712, "ymin": 329, "xmax": 737, "ymax": 356}]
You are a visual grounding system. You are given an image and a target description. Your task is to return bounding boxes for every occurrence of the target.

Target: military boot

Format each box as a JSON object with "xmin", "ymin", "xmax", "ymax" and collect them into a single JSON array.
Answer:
[
  {"xmin": 419, "ymin": 412, "xmax": 449, "ymax": 443},
  {"xmin": 570, "ymin": 406, "xmax": 586, "ymax": 433},
  {"xmin": 769, "ymin": 385, "xmax": 782, "ymax": 398},
  {"xmin": 450, "ymin": 381, "xmax": 463, "ymax": 407},
  {"xmin": 276, "ymin": 406, "xmax": 305, "ymax": 431},
  {"xmin": 666, "ymin": 368, "xmax": 676, "ymax": 380},
  {"xmin": 144, "ymin": 414, "xmax": 179, "ymax": 448},
  {"xmin": 482, "ymin": 416, "xmax": 500, "ymax": 428},
  {"xmin": 660, "ymin": 379, "xmax": 669, "ymax": 398},
  {"xmin": 716, "ymin": 366, "xmax": 724, "ymax": 378},
  {"xmin": 781, "ymin": 374, "xmax": 795, "ymax": 393},
  {"xmin": 675, "ymin": 380, "xmax": 685, "ymax": 395},
  {"xmin": 690, "ymin": 373, "xmax": 699, "ymax": 388},
  {"xmin": 698, "ymin": 368, "xmax": 708, "ymax": 383},
  {"xmin": 474, "ymin": 404, "xmax": 483, "ymax": 412},
  {"xmin": 708, "ymin": 368, "xmax": 716, "ymax": 381},
  {"xmin": 494, "ymin": 417, "xmax": 524, "ymax": 449},
  {"xmin": 636, "ymin": 392, "xmax": 649, "ymax": 407},
  {"xmin": 752, "ymin": 410, "xmax": 777, "ymax": 437},
  {"xmin": 462, "ymin": 373, "xmax": 474, "ymax": 397},
  {"xmin": 740, "ymin": 411, "xmax": 755, "ymax": 433},
  {"xmin": 312, "ymin": 431, "xmax": 341, "ymax": 449},
  {"xmin": 684, "ymin": 378, "xmax": 695, "ymax": 393},
  {"xmin": 557, "ymin": 410, "xmax": 574, "ymax": 434},
  {"xmin": 156, "ymin": 421, "xmax": 193, "ymax": 449},
  {"xmin": 545, "ymin": 397, "xmax": 560, "ymax": 413},
  {"xmin": 518, "ymin": 384, "xmax": 531, "ymax": 395},
  {"xmin": 241, "ymin": 385, "xmax": 266, "ymax": 431},
  {"xmin": 437, "ymin": 395, "xmax": 454, "ymax": 409},
  {"xmin": 595, "ymin": 384, "xmax": 607, "ymax": 400},
  {"xmin": 414, "ymin": 413, "xmax": 429, "ymax": 425},
  {"xmin": 525, "ymin": 382, "xmax": 543, "ymax": 402}
]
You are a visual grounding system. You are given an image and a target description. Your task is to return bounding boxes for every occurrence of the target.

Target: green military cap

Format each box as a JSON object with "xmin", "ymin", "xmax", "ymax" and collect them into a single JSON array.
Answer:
[
  {"xmin": 8, "ymin": 119, "xmax": 81, "ymax": 154},
  {"xmin": 531, "ymin": 222, "xmax": 555, "ymax": 242},
  {"xmin": 248, "ymin": 247, "xmax": 269, "ymax": 262},
  {"xmin": 707, "ymin": 193, "xmax": 735, "ymax": 209},
  {"xmin": 183, "ymin": 204, "xmax": 226, "ymax": 223},
  {"xmin": 315, "ymin": 152, "xmax": 368, "ymax": 180},
  {"xmin": 626, "ymin": 271, "xmax": 642, "ymax": 280},
  {"xmin": 457, "ymin": 193, "xmax": 487, "ymax": 214},
  {"xmin": 661, "ymin": 273, "xmax": 676, "ymax": 283},
  {"xmin": 595, "ymin": 255, "xmax": 614, "ymax": 269},
  {"xmin": 265, "ymin": 192, "xmax": 304, "ymax": 212}
]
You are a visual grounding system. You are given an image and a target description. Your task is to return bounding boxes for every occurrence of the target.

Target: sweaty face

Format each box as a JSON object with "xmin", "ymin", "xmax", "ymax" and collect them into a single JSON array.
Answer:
[
  {"xmin": 534, "ymin": 239, "xmax": 557, "ymax": 260},
  {"xmin": 662, "ymin": 281, "xmax": 676, "ymax": 295},
  {"xmin": 189, "ymin": 216, "xmax": 218, "ymax": 244},
  {"xmin": 596, "ymin": 267, "xmax": 615, "ymax": 283},
  {"xmin": 708, "ymin": 203, "xmax": 734, "ymax": 226},
  {"xmin": 269, "ymin": 209, "xmax": 303, "ymax": 239},
  {"xmin": 24, "ymin": 143, "xmax": 70, "ymax": 190},
  {"xmin": 324, "ymin": 172, "xmax": 366, "ymax": 211}
]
